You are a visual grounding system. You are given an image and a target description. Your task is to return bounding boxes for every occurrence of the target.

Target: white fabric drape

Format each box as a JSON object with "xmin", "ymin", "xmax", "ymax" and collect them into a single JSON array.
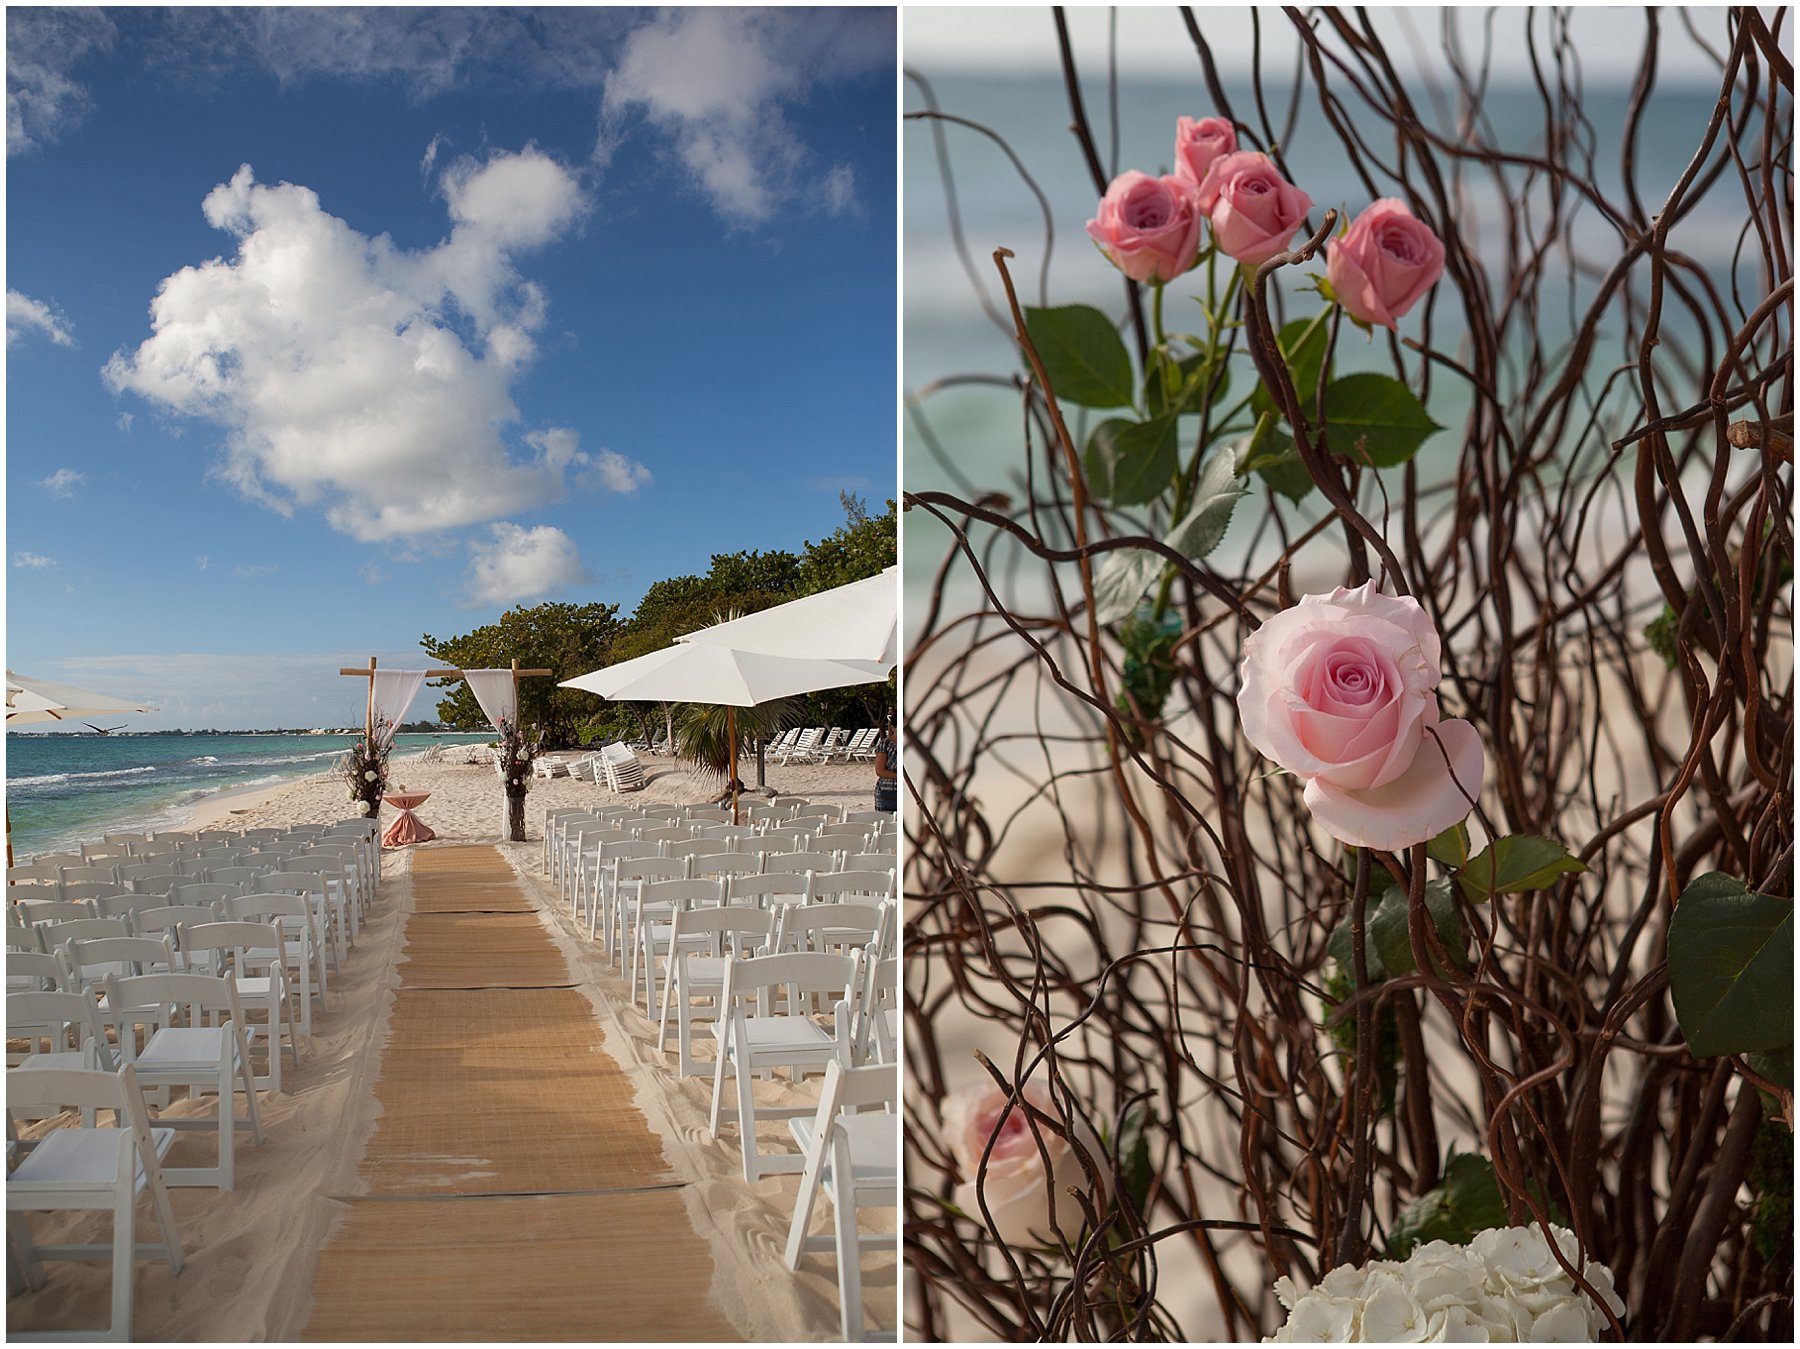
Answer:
[
  {"xmin": 464, "ymin": 669, "xmax": 518, "ymax": 730},
  {"xmin": 370, "ymin": 670, "xmax": 428, "ymax": 746}
]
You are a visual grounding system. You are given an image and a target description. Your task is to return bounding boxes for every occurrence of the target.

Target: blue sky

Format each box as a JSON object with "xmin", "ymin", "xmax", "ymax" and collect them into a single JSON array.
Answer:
[{"xmin": 6, "ymin": 6, "xmax": 896, "ymax": 730}]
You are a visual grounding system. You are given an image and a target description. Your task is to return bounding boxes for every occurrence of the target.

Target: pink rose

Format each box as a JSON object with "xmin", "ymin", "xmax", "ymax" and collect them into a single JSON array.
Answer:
[
  {"xmin": 1236, "ymin": 582, "xmax": 1484, "ymax": 850},
  {"xmin": 1193, "ymin": 151, "xmax": 1314, "ymax": 268},
  {"xmin": 1173, "ymin": 116, "xmax": 1237, "ymax": 189},
  {"xmin": 1085, "ymin": 170, "xmax": 1203, "ymax": 285},
  {"xmin": 1327, "ymin": 199, "xmax": 1446, "ymax": 329},
  {"xmin": 943, "ymin": 1077, "xmax": 1107, "ymax": 1247}
]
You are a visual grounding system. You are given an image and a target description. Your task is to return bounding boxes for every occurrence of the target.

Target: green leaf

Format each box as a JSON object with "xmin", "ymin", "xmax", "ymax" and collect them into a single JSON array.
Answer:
[
  {"xmin": 1252, "ymin": 315, "xmax": 1331, "ymax": 424},
  {"xmin": 1163, "ymin": 448, "xmax": 1247, "ymax": 562},
  {"xmin": 1428, "ymin": 821, "xmax": 1471, "ymax": 869},
  {"xmin": 1747, "ymin": 1044, "xmax": 1794, "ymax": 1094},
  {"xmin": 1093, "ymin": 548, "xmax": 1165, "ymax": 626},
  {"xmin": 1117, "ymin": 1104, "xmax": 1153, "ymax": 1216},
  {"xmin": 1386, "ymin": 1152, "xmax": 1512, "ymax": 1259},
  {"xmin": 1148, "ymin": 353, "xmax": 1231, "ymax": 420},
  {"xmin": 1459, "ymin": 835, "xmax": 1587, "ymax": 903},
  {"xmin": 1023, "ymin": 304, "xmax": 1135, "ymax": 409},
  {"xmin": 1668, "ymin": 872, "xmax": 1795, "ymax": 1058},
  {"xmin": 1369, "ymin": 879, "xmax": 1468, "ymax": 978},
  {"xmin": 1327, "ymin": 911, "xmax": 1388, "ymax": 984},
  {"xmin": 1235, "ymin": 427, "xmax": 1315, "ymax": 502},
  {"xmin": 1085, "ymin": 416, "xmax": 1179, "ymax": 508},
  {"xmin": 1321, "ymin": 372, "xmax": 1443, "ymax": 468}
]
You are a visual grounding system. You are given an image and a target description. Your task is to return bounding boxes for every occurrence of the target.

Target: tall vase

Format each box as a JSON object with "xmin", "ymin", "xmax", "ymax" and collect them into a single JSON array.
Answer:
[{"xmin": 506, "ymin": 790, "xmax": 526, "ymax": 842}]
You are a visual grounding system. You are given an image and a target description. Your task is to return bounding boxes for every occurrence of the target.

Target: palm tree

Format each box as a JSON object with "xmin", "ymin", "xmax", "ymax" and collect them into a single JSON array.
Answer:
[{"xmin": 675, "ymin": 698, "xmax": 795, "ymax": 793}]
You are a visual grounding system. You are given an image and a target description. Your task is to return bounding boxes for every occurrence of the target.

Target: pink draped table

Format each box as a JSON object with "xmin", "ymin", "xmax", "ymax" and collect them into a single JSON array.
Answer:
[{"xmin": 381, "ymin": 791, "xmax": 435, "ymax": 847}]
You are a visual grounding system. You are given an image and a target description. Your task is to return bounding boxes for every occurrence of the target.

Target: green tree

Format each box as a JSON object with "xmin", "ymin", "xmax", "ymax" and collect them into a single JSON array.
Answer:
[
  {"xmin": 795, "ymin": 494, "xmax": 897, "ymax": 595},
  {"xmin": 420, "ymin": 601, "xmax": 623, "ymax": 747}
]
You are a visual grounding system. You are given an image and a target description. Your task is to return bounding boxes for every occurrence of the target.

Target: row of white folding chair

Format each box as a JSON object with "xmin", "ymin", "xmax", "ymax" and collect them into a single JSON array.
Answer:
[
  {"xmin": 653, "ymin": 901, "xmax": 894, "ymax": 1077},
  {"xmin": 546, "ymin": 799, "xmax": 859, "ymax": 884},
  {"xmin": 9, "ymin": 969, "xmax": 269, "ymax": 1191},
  {"xmin": 23, "ymin": 893, "xmax": 327, "ymax": 1037},
  {"xmin": 6, "ymin": 1063, "xmax": 185, "ymax": 1340},
  {"xmin": 597, "ymin": 854, "xmax": 894, "ymax": 962},
  {"xmin": 573, "ymin": 833, "xmax": 891, "ymax": 932},
  {"xmin": 33, "ymin": 919, "xmax": 301, "ymax": 1094},
  {"xmin": 629, "ymin": 884, "xmax": 891, "ymax": 1015},
  {"xmin": 16, "ymin": 871, "xmax": 341, "ymax": 986}
]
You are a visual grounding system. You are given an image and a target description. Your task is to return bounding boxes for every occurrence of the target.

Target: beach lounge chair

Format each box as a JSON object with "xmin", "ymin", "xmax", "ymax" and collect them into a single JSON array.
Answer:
[
  {"xmin": 600, "ymin": 742, "xmax": 646, "ymax": 793},
  {"xmin": 6, "ymin": 1064, "xmax": 185, "ymax": 1341},
  {"xmin": 777, "ymin": 729, "xmax": 824, "ymax": 765},
  {"xmin": 782, "ymin": 1059, "xmax": 899, "ymax": 1342}
]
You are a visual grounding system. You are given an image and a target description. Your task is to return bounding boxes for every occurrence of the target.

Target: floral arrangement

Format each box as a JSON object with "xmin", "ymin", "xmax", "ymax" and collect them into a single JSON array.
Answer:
[
  {"xmin": 340, "ymin": 717, "xmax": 392, "ymax": 818},
  {"xmin": 495, "ymin": 715, "xmax": 542, "ymax": 842},
  {"xmin": 1266, "ymin": 1226, "xmax": 1626, "ymax": 1343},
  {"xmin": 940, "ymin": 1077, "xmax": 1107, "ymax": 1249},
  {"xmin": 905, "ymin": 15, "xmax": 1788, "ymax": 1344}
]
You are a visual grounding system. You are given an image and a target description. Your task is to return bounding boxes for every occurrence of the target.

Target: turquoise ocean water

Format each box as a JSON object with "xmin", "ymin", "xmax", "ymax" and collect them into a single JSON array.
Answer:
[{"xmin": 4, "ymin": 732, "xmax": 494, "ymax": 860}]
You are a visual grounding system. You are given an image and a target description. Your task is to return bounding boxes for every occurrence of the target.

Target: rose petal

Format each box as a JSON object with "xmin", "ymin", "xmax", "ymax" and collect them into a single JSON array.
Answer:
[{"xmin": 1301, "ymin": 718, "xmax": 1484, "ymax": 849}]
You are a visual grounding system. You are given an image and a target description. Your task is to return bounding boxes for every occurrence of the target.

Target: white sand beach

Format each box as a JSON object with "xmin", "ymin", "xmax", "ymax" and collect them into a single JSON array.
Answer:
[{"xmin": 8, "ymin": 749, "xmax": 897, "ymax": 1341}]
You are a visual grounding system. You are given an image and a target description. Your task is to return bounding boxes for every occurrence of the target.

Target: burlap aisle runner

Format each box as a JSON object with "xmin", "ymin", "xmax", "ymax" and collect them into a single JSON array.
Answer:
[{"xmin": 303, "ymin": 845, "xmax": 740, "ymax": 1341}]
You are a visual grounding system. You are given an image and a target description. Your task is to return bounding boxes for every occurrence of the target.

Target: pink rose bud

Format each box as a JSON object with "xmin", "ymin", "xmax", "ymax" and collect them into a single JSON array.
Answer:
[
  {"xmin": 1236, "ymin": 582, "xmax": 1485, "ymax": 850},
  {"xmin": 1173, "ymin": 115, "xmax": 1237, "ymax": 190},
  {"xmin": 1193, "ymin": 150, "xmax": 1314, "ymax": 268},
  {"xmin": 1085, "ymin": 170, "xmax": 1204, "ymax": 285},
  {"xmin": 1326, "ymin": 198, "xmax": 1446, "ymax": 328},
  {"xmin": 942, "ymin": 1077, "xmax": 1108, "ymax": 1248}
]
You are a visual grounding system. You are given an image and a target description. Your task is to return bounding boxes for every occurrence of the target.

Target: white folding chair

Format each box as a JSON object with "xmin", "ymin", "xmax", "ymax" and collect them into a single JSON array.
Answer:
[
  {"xmin": 630, "ymin": 878, "xmax": 726, "ymax": 1016},
  {"xmin": 102, "ymin": 971, "xmax": 267, "ymax": 1190},
  {"xmin": 784, "ymin": 1059, "xmax": 899, "ymax": 1341},
  {"xmin": 178, "ymin": 920, "xmax": 300, "ymax": 1094},
  {"xmin": 657, "ymin": 905, "xmax": 772, "ymax": 1078},
  {"xmin": 7, "ymin": 951, "xmax": 65, "ymax": 995},
  {"xmin": 225, "ymin": 894, "xmax": 326, "ymax": 1034},
  {"xmin": 595, "ymin": 855, "xmax": 685, "ymax": 950},
  {"xmin": 854, "ymin": 956, "xmax": 899, "ymax": 1066},
  {"xmin": 708, "ymin": 950, "xmax": 859, "ymax": 1182},
  {"xmin": 7, "ymin": 989, "xmax": 115, "ymax": 1072},
  {"xmin": 6, "ymin": 1065, "xmax": 185, "ymax": 1341}
]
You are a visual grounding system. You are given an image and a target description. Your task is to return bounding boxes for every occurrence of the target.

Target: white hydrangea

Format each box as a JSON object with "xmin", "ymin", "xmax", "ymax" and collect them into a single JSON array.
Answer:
[{"xmin": 1265, "ymin": 1225, "xmax": 1624, "ymax": 1342}]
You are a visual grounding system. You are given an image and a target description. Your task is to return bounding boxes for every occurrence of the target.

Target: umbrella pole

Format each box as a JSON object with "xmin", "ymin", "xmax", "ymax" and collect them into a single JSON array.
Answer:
[{"xmin": 728, "ymin": 705, "xmax": 740, "ymax": 825}]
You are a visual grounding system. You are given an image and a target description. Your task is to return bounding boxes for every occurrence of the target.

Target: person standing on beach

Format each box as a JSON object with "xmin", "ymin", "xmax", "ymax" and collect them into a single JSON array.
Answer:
[{"xmin": 874, "ymin": 716, "xmax": 898, "ymax": 814}]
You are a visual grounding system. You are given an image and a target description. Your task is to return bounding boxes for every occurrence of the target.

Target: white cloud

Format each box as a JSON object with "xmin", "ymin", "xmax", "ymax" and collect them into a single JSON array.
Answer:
[
  {"xmin": 821, "ymin": 164, "xmax": 858, "ymax": 216},
  {"xmin": 42, "ymin": 648, "xmax": 441, "ymax": 732},
  {"xmin": 591, "ymin": 449, "xmax": 652, "ymax": 495},
  {"xmin": 13, "ymin": 552, "xmax": 55, "ymax": 569},
  {"xmin": 465, "ymin": 522, "xmax": 590, "ymax": 607},
  {"xmin": 103, "ymin": 151, "xmax": 593, "ymax": 543},
  {"xmin": 195, "ymin": 556, "xmax": 213, "ymax": 572},
  {"xmin": 233, "ymin": 563, "xmax": 277, "ymax": 579},
  {"xmin": 7, "ymin": 290, "xmax": 75, "ymax": 347},
  {"xmin": 602, "ymin": 9, "xmax": 891, "ymax": 223},
  {"xmin": 38, "ymin": 469, "xmax": 85, "ymax": 498},
  {"xmin": 520, "ymin": 428, "xmax": 650, "ymax": 494},
  {"xmin": 117, "ymin": 412, "xmax": 135, "ymax": 433},
  {"xmin": 6, "ymin": 8, "xmax": 116, "ymax": 156}
]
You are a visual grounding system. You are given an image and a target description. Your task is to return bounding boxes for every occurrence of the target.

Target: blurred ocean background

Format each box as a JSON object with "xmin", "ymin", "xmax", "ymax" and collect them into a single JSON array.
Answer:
[
  {"xmin": 903, "ymin": 68, "xmax": 1745, "ymax": 621},
  {"xmin": 5, "ymin": 732, "xmax": 494, "ymax": 859}
]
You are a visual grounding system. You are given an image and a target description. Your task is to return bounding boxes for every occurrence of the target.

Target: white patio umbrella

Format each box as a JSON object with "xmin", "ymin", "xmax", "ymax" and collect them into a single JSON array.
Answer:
[
  {"xmin": 6, "ymin": 670, "xmax": 158, "ymax": 726},
  {"xmin": 5, "ymin": 670, "xmax": 159, "ymax": 864},
  {"xmin": 677, "ymin": 567, "xmax": 897, "ymax": 667},
  {"xmin": 561, "ymin": 644, "xmax": 889, "ymax": 820}
]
